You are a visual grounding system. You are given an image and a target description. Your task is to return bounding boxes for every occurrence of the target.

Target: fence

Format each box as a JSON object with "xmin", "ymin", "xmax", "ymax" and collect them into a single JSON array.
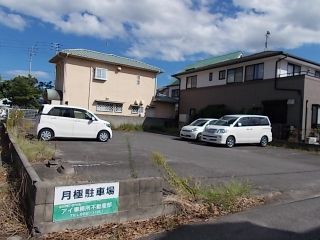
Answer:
[{"xmin": 5, "ymin": 108, "xmax": 38, "ymax": 120}]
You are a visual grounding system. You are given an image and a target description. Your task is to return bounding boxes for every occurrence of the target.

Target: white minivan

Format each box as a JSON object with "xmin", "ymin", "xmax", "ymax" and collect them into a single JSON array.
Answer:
[
  {"xmin": 36, "ymin": 104, "xmax": 112, "ymax": 142},
  {"xmin": 201, "ymin": 115, "xmax": 272, "ymax": 147}
]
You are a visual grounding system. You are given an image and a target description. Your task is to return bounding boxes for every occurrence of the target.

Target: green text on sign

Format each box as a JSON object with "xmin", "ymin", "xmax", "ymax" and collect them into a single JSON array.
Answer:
[{"xmin": 53, "ymin": 198, "xmax": 118, "ymax": 222}]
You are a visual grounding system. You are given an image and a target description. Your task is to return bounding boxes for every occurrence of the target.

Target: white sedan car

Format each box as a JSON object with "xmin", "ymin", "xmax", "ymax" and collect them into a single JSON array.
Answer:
[{"xmin": 180, "ymin": 118, "xmax": 218, "ymax": 140}]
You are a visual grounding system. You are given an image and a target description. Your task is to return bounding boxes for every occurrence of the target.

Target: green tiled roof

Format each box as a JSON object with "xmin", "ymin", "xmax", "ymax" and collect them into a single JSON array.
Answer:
[
  {"xmin": 54, "ymin": 49, "xmax": 162, "ymax": 73},
  {"xmin": 168, "ymin": 77, "xmax": 179, "ymax": 86},
  {"xmin": 184, "ymin": 51, "xmax": 243, "ymax": 71}
]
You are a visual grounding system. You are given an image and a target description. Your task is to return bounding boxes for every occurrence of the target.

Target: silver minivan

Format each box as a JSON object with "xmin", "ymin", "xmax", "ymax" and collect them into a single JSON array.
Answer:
[{"xmin": 201, "ymin": 115, "xmax": 272, "ymax": 147}]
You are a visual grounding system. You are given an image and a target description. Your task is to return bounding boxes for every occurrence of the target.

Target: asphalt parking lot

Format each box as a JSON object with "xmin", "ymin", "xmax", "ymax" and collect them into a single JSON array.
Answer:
[{"xmin": 39, "ymin": 131, "xmax": 320, "ymax": 200}]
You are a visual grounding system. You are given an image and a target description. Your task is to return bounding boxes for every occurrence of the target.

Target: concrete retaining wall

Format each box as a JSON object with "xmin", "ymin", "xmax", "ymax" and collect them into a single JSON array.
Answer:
[{"xmin": 1, "ymin": 126, "xmax": 174, "ymax": 235}]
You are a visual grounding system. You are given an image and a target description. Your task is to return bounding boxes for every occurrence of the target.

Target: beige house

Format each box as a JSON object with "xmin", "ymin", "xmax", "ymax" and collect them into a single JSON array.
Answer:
[{"xmin": 48, "ymin": 49, "xmax": 162, "ymax": 118}]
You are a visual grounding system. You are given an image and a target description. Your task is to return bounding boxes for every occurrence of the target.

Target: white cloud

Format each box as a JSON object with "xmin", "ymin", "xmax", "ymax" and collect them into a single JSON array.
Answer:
[
  {"xmin": 0, "ymin": 8, "xmax": 26, "ymax": 30},
  {"xmin": 0, "ymin": 0, "xmax": 320, "ymax": 60},
  {"xmin": 6, "ymin": 70, "xmax": 50, "ymax": 80}
]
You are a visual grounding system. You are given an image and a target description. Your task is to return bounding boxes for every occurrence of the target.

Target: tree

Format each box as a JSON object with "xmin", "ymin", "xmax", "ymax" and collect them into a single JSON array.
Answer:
[{"xmin": 3, "ymin": 75, "xmax": 41, "ymax": 108}]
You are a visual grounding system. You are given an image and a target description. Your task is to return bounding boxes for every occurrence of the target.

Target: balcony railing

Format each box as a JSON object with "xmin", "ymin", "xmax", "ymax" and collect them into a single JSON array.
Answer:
[{"xmin": 278, "ymin": 71, "xmax": 320, "ymax": 79}]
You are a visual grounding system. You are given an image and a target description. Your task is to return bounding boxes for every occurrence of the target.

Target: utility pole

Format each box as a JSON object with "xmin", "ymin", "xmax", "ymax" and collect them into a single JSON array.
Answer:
[
  {"xmin": 265, "ymin": 31, "xmax": 271, "ymax": 51},
  {"xmin": 51, "ymin": 42, "xmax": 62, "ymax": 54},
  {"xmin": 28, "ymin": 44, "xmax": 38, "ymax": 75}
]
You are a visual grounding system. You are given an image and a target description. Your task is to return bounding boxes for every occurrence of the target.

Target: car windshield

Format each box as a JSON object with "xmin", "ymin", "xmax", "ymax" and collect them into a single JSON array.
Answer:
[
  {"xmin": 189, "ymin": 119, "xmax": 208, "ymax": 126},
  {"xmin": 214, "ymin": 116, "xmax": 239, "ymax": 126}
]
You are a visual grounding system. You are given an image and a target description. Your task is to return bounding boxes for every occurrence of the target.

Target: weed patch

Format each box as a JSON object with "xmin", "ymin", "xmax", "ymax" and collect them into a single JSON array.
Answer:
[
  {"xmin": 0, "ymin": 165, "xmax": 28, "ymax": 238},
  {"xmin": 152, "ymin": 152, "xmax": 253, "ymax": 211},
  {"xmin": 6, "ymin": 109, "xmax": 55, "ymax": 163},
  {"xmin": 115, "ymin": 123, "xmax": 143, "ymax": 131}
]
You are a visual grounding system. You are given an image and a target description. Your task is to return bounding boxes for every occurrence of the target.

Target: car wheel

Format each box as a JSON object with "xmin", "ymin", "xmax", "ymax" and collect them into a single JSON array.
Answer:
[
  {"xmin": 196, "ymin": 133, "xmax": 202, "ymax": 141},
  {"xmin": 226, "ymin": 136, "xmax": 235, "ymax": 148},
  {"xmin": 39, "ymin": 128, "xmax": 54, "ymax": 141},
  {"xmin": 98, "ymin": 130, "xmax": 110, "ymax": 142},
  {"xmin": 260, "ymin": 136, "xmax": 268, "ymax": 147}
]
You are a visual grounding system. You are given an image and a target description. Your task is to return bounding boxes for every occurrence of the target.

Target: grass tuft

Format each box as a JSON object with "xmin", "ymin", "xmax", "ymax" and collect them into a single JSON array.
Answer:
[
  {"xmin": 152, "ymin": 152, "xmax": 196, "ymax": 197},
  {"xmin": 197, "ymin": 181, "xmax": 250, "ymax": 211}
]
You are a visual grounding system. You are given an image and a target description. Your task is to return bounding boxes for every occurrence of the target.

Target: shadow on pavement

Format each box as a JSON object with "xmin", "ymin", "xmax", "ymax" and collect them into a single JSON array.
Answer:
[{"xmin": 150, "ymin": 221, "xmax": 320, "ymax": 240}]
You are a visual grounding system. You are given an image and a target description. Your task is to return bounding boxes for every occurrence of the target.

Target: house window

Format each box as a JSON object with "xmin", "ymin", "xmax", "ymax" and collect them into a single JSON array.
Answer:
[
  {"xmin": 171, "ymin": 89, "xmax": 179, "ymax": 98},
  {"xmin": 131, "ymin": 106, "xmax": 139, "ymax": 114},
  {"xmin": 219, "ymin": 70, "xmax": 226, "ymax": 80},
  {"xmin": 186, "ymin": 75, "xmax": 197, "ymax": 89},
  {"xmin": 137, "ymin": 75, "xmax": 141, "ymax": 85},
  {"xmin": 94, "ymin": 67, "xmax": 107, "ymax": 80},
  {"xmin": 311, "ymin": 104, "xmax": 320, "ymax": 128},
  {"xmin": 287, "ymin": 63, "xmax": 301, "ymax": 76},
  {"xmin": 209, "ymin": 72, "xmax": 213, "ymax": 81},
  {"xmin": 245, "ymin": 63, "xmax": 264, "ymax": 81},
  {"xmin": 227, "ymin": 67, "xmax": 243, "ymax": 83},
  {"xmin": 96, "ymin": 103, "xmax": 113, "ymax": 112},
  {"xmin": 315, "ymin": 71, "xmax": 320, "ymax": 78},
  {"xmin": 97, "ymin": 103, "xmax": 123, "ymax": 113},
  {"xmin": 114, "ymin": 104, "xmax": 123, "ymax": 113}
]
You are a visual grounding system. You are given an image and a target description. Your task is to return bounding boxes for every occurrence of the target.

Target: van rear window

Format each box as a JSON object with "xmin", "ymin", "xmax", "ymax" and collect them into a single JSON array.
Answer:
[{"xmin": 38, "ymin": 106, "xmax": 44, "ymax": 115}]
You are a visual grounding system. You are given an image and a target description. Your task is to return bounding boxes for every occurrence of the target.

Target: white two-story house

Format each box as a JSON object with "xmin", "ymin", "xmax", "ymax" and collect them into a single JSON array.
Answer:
[{"xmin": 173, "ymin": 51, "xmax": 320, "ymax": 140}]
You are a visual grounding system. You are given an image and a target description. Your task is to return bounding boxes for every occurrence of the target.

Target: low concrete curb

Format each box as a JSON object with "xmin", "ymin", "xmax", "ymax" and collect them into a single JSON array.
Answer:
[{"xmin": 1, "ymin": 125, "xmax": 174, "ymax": 235}]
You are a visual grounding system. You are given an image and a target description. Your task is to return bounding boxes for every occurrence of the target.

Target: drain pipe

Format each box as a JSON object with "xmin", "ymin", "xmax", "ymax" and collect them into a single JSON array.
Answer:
[
  {"xmin": 274, "ymin": 54, "xmax": 304, "ymax": 141},
  {"xmin": 176, "ymin": 76, "xmax": 182, "ymax": 127},
  {"xmin": 304, "ymin": 100, "xmax": 308, "ymax": 139}
]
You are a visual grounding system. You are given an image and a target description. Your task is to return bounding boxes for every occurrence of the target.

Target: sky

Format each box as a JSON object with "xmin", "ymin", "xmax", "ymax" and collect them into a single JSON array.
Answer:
[{"xmin": 1, "ymin": 0, "xmax": 320, "ymax": 87}]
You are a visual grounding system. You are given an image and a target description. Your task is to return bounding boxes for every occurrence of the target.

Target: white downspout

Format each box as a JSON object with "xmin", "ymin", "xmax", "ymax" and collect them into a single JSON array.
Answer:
[{"xmin": 88, "ymin": 67, "xmax": 92, "ymax": 109}]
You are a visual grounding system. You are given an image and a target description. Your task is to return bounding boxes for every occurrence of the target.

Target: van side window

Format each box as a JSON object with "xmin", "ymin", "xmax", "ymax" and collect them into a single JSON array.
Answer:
[
  {"xmin": 208, "ymin": 120, "xmax": 217, "ymax": 125},
  {"xmin": 237, "ymin": 117, "xmax": 251, "ymax": 126},
  {"xmin": 74, "ymin": 109, "xmax": 92, "ymax": 120},
  {"xmin": 48, "ymin": 107, "xmax": 61, "ymax": 116},
  {"xmin": 48, "ymin": 107, "xmax": 73, "ymax": 118}
]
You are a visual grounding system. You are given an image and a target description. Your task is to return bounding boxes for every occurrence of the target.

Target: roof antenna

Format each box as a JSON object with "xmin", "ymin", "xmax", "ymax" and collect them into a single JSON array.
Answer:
[
  {"xmin": 265, "ymin": 31, "xmax": 271, "ymax": 51},
  {"xmin": 105, "ymin": 40, "xmax": 109, "ymax": 52}
]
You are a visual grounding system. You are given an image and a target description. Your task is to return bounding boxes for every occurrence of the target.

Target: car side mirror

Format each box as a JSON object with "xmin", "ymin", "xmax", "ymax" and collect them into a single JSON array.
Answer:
[
  {"xmin": 91, "ymin": 116, "xmax": 96, "ymax": 121},
  {"xmin": 237, "ymin": 122, "xmax": 242, "ymax": 127}
]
